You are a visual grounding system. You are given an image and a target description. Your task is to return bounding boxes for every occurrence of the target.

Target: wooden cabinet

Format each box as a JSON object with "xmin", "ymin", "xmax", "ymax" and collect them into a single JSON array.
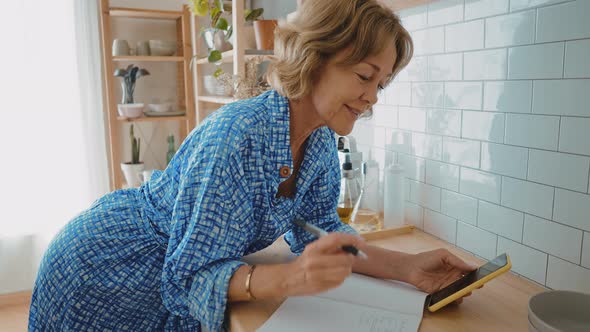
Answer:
[{"xmin": 98, "ymin": 1, "xmax": 196, "ymax": 190}]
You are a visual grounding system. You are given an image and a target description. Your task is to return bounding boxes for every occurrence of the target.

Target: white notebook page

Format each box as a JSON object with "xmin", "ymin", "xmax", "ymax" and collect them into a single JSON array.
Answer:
[{"xmin": 258, "ymin": 273, "xmax": 428, "ymax": 332}]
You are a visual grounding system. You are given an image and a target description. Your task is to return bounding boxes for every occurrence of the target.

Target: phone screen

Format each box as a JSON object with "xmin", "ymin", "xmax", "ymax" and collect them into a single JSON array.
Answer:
[{"xmin": 428, "ymin": 253, "xmax": 508, "ymax": 305}]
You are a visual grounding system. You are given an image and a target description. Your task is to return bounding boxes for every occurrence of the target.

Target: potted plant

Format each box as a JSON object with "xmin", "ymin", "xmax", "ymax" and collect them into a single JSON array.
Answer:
[
  {"xmin": 114, "ymin": 64, "xmax": 150, "ymax": 104},
  {"xmin": 252, "ymin": 14, "xmax": 276, "ymax": 51},
  {"xmin": 189, "ymin": 0, "xmax": 263, "ymax": 77},
  {"xmin": 120, "ymin": 124, "xmax": 144, "ymax": 187}
]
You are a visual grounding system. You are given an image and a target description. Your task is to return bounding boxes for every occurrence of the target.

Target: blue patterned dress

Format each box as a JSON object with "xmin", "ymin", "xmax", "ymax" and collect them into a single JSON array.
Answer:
[{"xmin": 29, "ymin": 90, "xmax": 356, "ymax": 331}]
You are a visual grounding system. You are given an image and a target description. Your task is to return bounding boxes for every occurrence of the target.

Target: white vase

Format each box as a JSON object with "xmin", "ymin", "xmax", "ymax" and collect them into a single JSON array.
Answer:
[{"xmin": 121, "ymin": 163, "xmax": 144, "ymax": 188}]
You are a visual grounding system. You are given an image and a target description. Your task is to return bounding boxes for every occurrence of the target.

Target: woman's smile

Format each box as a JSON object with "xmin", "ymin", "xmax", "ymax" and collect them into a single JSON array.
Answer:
[{"xmin": 344, "ymin": 104, "xmax": 362, "ymax": 120}]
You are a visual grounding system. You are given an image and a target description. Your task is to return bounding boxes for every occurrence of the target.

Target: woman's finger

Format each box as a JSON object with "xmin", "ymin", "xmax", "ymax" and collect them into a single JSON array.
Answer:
[
  {"xmin": 306, "ymin": 233, "xmax": 364, "ymax": 255},
  {"xmin": 441, "ymin": 251, "xmax": 476, "ymax": 272}
]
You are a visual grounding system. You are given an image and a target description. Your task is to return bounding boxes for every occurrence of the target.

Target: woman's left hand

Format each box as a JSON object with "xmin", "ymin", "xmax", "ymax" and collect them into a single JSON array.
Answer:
[{"xmin": 404, "ymin": 248, "xmax": 477, "ymax": 304}]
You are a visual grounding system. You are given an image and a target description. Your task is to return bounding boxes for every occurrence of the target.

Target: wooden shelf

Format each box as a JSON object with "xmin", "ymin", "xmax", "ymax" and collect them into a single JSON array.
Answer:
[
  {"xmin": 99, "ymin": 1, "xmax": 196, "ymax": 190},
  {"xmin": 113, "ymin": 56, "xmax": 184, "ymax": 62},
  {"xmin": 198, "ymin": 95, "xmax": 236, "ymax": 104},
  {"xmin": 109, "ymin": 7, "xmax": 182, "ymax": 20},
  {"xmin": 194, "ymin": 50, "xmax": 235, "ymax": 65},
  {"xmin": 194, "ymin": 49, "xmax": 274, "ymax": 65},
  {"xmin": 116, "ymin": 115, "xmax": 188, "ymax": 122}
]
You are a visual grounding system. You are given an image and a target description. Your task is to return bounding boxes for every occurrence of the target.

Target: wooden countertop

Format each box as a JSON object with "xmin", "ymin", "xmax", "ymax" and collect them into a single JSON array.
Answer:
[{"xmin": 229, "ymin": 227, "xmax": 546, "ymax": 332}]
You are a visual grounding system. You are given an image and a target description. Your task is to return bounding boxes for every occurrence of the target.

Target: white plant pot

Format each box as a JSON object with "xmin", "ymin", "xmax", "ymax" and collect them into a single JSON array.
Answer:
[{"xmin": 121, "ymin": 163, "xmax": 144, "ymax": 188}]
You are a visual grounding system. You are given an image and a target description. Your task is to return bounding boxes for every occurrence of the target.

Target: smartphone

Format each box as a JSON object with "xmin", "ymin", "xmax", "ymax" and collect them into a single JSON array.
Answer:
[{"xmin": 426, "ymin": 253, "xmax": 512, "ymax": 312}]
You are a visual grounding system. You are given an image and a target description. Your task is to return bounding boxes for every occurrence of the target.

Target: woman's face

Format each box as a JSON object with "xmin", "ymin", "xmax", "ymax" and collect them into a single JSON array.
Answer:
[{"xmin": 310, "ymin": 43, "xmax": 396, "ymax": 135}]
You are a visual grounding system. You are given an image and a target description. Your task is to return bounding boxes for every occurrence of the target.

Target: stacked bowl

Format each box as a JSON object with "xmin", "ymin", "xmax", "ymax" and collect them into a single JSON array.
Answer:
[{"xmin": 528, "ymin": 290, "xmax": 590, "ymax": 331}]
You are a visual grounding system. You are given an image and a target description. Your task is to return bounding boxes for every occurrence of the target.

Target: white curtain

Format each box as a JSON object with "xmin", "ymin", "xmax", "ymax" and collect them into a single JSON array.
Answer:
[{"xmin": 0, "ymin": 0, "xmax": 109, "ymax": 294}]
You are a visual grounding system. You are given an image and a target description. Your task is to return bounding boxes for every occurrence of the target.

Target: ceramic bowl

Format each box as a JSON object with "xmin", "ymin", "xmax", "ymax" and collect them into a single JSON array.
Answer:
[
  {"xmin": 117, "ymin": 103, "xmax": 144, "ymax": 118},
  {"xmin": 147, "ymin": 103, "xmax": 173, "ymax": 113},
  {"xmin": 528, "ymin": 290, "xmax": 590, "ymax": 332},
  {"xmin": 149, "ymin": 40, "xmax": 176, "ymax": 56}
]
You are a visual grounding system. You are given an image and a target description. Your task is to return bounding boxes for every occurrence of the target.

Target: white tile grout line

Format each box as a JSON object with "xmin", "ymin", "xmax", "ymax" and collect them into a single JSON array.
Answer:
[
  {"xmin": 526, "ymin": 147, "xmax": 531, "ymax": 180},
  {"xmin": 562, "ymin": 41, "xmax": 567, "ymax": 78},
  {"xmin": 461, "ymin": 52, "xmax": 465, "ymax": 80},
  {"xmin": 550, "ymin": 187, "xmax": 556, "ymax": 221},
  {"xmin": 505, "ymin": 47, "xmax": 509, "ymax": 79},
  {"xmin": 580, "ymin": 232, "xmax": 585, "ymax": 266},
  {"xmin": 495, "ymin": 234, "xmax": 499, "ymax": 257},
  {"xmin": 475, "ymin": 199, "xmax": 480, "ymax": 227},
  {"xmin": 534, "ymin": 7, "xmax": 538, "ymax": 43},
  {"xmin": 521, "ymin": 211, "xmax": 525, "ymax": 243},
  {"xmin": 544, "ymin": 254, "xmax": 549, "ymax": 286},
  {"xmin": 529, "ymin": 79, "xmax": 534, "ymax": 113},
  {"xmin": 462, "ymin": 0, "xmax": 466, "ymax": 21}
]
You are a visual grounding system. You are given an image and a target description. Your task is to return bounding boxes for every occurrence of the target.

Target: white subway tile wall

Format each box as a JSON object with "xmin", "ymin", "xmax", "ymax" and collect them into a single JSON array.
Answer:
[
  {"xmin": 483, "ymin": 80, "xmax": 532, "ymax": 113},
  {"xmin": 441, "ymin": 190, "xmax": 478, "ymax": 224},
  {"xmin": 497, "ymin": 237, "xmax": 547, "ymax": 284},
  {"xmin": 424, "ymin": 209, "xmax": 458, "ymax": 243},
  {"xmin": 485, "ymin": 10, "xmax": 535, "ymax": 48},
  {"xmin": 457, "ymin": 222, "xmax": 498, "ymax": 260},
  {"xmin": 357, "ymin": 0, "xmax": 590, "ymax": 291},
  {"xmin": 564, "ymin": 40, "xmax": 590, "ymax": 78},
  {"xmin": 464, "ymin": 0, "xmax": 508, "ymax": 20},
  {"xmin": 532, "ymin": 79, "xmax": 590, "ymax": 116}
]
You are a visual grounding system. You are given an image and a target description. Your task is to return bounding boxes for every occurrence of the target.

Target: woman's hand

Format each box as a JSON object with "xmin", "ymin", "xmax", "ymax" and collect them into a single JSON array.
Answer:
[
  {"xmin": 404, "ymin": 249, "xmax": 477, "ymax": 304},
  {"xmin": 284, "ymin": 233, "xmax": 364, "ymax": 297}
]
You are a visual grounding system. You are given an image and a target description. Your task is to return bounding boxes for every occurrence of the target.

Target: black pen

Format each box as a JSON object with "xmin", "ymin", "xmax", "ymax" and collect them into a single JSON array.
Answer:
[{"xmin": 293, "ymin": 219, "xmax": 368, "ymax": 259}]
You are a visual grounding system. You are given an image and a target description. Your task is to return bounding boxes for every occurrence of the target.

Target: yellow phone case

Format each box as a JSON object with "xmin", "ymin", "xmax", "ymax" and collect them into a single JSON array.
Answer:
[{"xmin": 427, "ymin": 254, "xmax": 512, "ymax": 312}]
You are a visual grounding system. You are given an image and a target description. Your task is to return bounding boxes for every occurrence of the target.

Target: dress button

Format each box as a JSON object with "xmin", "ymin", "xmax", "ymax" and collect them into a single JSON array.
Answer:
[{"xmin": 279, "ymin": 166, "xmax": 291, "ymax": 178}]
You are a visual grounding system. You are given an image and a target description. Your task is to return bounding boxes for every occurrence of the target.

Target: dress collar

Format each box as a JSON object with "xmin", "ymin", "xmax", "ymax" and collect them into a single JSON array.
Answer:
[
  {"xmin": 265, "ymin": 90, "xmax": 294, "ymax": 185},
  {"xmin": 263, "ymin": 90, "xmax": 336, "ymax": 198}
]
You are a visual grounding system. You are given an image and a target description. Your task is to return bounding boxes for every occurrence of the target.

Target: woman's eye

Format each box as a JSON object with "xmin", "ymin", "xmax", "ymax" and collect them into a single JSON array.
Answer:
[
  {"xmin": 356, "ymin": 73, "xmax": 370, "ymax": 81},
  {"xmin": 378, "ymin": 84, "xmax": 384, "ymax": 90}
]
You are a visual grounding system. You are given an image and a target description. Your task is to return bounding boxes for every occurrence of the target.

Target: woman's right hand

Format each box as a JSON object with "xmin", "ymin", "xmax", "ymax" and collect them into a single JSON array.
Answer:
[{"xmin": 283, "ymin": 233, "xmax": 364, "ymax": 297}]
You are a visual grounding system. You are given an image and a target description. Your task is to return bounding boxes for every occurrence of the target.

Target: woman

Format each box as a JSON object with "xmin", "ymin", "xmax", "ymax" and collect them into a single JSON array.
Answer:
[{"xmin": 29, "ymin": 0, "xmax": 475, "ymax": 331}]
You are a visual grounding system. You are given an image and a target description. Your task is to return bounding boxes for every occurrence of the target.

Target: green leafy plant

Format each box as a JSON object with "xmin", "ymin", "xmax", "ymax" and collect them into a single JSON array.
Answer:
[
  {"xmin": 188, "ymin": 0, "xmax": 263, "ymax": 73},
  {"xmin": 130, "ymin": 124, "xmax": 141, "ymax": 164}
]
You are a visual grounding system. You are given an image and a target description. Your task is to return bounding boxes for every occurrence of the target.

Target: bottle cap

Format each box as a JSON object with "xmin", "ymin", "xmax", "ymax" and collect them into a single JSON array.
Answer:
[{"xmin": 342, "ymin": 153, "xmax": 353, "ymax": 170}]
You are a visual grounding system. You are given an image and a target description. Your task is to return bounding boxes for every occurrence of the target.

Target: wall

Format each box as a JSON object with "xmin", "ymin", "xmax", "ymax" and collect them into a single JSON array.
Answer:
[
  {"xmin": 353, "ymin": 0, "xmax": 590, "ymax": 292},
  {"xmin": 252, "ymin": 0, "xmax": 297, "ymax": 19}
]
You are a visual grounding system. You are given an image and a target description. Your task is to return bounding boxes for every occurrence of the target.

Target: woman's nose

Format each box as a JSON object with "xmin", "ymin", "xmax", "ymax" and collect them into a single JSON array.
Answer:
[{"xmin": 361, "ymin": 85, "xmax": 379, "ymax": 106}]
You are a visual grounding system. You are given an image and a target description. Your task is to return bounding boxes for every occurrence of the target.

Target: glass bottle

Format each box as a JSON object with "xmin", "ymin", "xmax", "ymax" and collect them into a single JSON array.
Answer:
[
  {"xmin": 337, "ymin": 154, "xmax": 363, "ymax": 224},
  {"xmin": 166, "ymin": 134, "xmax": 176, "ymax": 166}
]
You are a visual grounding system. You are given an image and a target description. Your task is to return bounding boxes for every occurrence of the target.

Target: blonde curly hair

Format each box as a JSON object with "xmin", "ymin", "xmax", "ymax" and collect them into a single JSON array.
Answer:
[{"xmin": 267, "ymin": 0, "xmax": 413, "ymax": 100}]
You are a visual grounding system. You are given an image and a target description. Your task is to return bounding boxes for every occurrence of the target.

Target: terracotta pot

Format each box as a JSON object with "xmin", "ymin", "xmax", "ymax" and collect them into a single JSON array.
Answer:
[{"xmin": 253, "ymin": 20, "xmax": 278, "ymax": 51}]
